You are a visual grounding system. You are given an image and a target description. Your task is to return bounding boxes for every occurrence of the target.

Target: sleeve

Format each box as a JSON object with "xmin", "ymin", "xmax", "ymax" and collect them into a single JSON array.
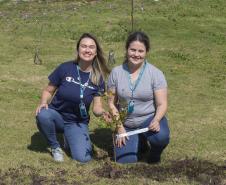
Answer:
[
  {"xmin": 152, "ymin": 69, "xmax": 167, "ymax": 91},
  {"xmin": 48, "ymin": 63, "xmax": 65, "ymax": 87},
  {"xmin": 94, "ymin": 76, "xmax": 105, "ymax": 96},
  {"xmin": 107, "ymin": 68, "xmax": 117, "ymax": 91}
]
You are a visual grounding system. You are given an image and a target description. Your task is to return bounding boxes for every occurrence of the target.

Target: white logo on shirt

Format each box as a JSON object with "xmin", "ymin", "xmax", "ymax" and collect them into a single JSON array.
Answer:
[{"xmin": 65, "ymin": 76, "xmax": 95, "ymax": 90}]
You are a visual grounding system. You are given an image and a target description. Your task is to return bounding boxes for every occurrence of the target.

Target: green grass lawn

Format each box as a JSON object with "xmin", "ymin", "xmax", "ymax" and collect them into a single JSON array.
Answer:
[{"xmin": 0, "ymin": 0, "xmax": 225, "ymax": 184}]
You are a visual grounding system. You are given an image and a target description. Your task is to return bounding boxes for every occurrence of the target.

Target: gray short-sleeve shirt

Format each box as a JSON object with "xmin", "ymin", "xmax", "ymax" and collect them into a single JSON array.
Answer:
[{"xmin": 107, "ymin": 62, "xmax": 167, "ymax": 128}]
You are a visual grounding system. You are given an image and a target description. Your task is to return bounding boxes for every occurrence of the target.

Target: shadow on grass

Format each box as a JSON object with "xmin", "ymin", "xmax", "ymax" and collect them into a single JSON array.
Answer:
[
  {"xmin": 27, "ymin": 132, "xmax": 63, "ymax": 153},
  {"xmin": 27, "ymin": 128, "xmax": 114, "ymax": 159},
  {"xmin": 90, "ymin": 128, "xmax": 150, "ymax": 162},
  {"xmin": 94, "ymin": 158, "xmax": 226, "ymax": 185},
  {"xmin": 90, "ymin": 128, "xmax": 113, "ymax": 160},
  {"xmin": 27, "ymin": 132, "xmax": 65, "ymax": 153},
  {"xmin": 27, "ymin": 132, "xmax": 49, "ymax": 153}
]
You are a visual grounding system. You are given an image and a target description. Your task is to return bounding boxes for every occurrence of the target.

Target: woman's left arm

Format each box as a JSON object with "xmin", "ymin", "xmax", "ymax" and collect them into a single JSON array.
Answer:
[
  {"xmin": 149, "ymin": 88, "xmax": 168, "ymax": 132},
  {"xmin": 92, "ymin": 96, "xmax": 111, "ymax": 122}
]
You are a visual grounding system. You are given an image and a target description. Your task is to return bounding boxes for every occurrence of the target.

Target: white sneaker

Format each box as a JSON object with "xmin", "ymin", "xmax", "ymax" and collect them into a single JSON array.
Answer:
[{"xmin": 51, "ymin": 147, "xmax": 64, "ymax": 162}]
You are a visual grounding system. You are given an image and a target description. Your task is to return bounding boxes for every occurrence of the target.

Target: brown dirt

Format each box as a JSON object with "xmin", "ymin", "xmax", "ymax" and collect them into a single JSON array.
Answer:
[
  {"xmin": 0, "ymin": 165, "xmax": 81, "ymax": 185},
  {"xmin": 0, "ymin": 158, "xmax": 225, "ymax": 185},
  {"xmin": 94, "ymin": 158, "xmax": 226, "ymax": 185}
]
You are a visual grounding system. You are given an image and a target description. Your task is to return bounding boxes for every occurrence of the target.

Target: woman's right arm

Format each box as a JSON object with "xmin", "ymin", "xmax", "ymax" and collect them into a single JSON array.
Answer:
[
  {"xmin": 35, "ymin": 82, "xmax": 57, "ymax": 116},
  {"xmin": 107, "ymin": 88, "xmax": 119, "ymax": 120},
  {"xmin": 108, "ymin": 88, "xmax": 128, "ymax": 147}
]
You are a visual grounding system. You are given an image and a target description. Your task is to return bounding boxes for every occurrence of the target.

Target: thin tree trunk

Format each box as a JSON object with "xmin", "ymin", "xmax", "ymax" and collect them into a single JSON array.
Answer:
[{"xmin": 131, "ymin": 0, "xmax": 134, "ymax": 31}]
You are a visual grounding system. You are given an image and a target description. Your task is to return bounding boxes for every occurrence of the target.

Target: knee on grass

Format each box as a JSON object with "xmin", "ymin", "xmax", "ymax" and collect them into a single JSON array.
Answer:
[{"xmin": 71, "ymin": 152, "xmax": 92, "ymax": 163}]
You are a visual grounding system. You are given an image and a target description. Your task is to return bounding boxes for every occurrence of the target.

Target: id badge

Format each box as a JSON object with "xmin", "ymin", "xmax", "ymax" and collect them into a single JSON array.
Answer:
[
  {"xmin": 79, "ymin": 102, "xmax": 88, "ymax": 118},
  {"xmin": 127, "ymin": 100, "xmax": 135, "ymax": 113}
]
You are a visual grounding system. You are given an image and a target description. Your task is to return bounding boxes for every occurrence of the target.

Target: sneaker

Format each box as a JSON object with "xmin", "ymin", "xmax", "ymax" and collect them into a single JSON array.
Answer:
[{"xmin": 51, "ymin": 147, "xmax": 64, "ymax": 162}]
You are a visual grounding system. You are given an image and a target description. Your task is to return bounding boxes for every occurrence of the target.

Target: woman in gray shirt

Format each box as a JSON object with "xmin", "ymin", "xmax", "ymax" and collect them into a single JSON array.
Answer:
[{"xmin": 108, "ymin": 31, "xmax": 170, "ymax": 164}]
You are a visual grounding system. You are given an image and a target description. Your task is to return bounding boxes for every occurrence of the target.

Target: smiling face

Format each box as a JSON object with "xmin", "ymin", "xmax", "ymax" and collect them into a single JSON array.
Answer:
[
  {"xmin": 127, "ymin": 40, "xmax": 147, "ymax": 66},
  {"xmin": 78, "ymin": 37, "xmax": 97, "ymax": 63}
]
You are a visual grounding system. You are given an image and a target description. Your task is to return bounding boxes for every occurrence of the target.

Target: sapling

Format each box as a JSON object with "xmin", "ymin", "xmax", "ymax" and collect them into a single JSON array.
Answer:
[
  {"xmin": 102, "ymin": 90, "xmax": 128, "ymax": 162},
  {"xmin": 33, "ymin": 24, "xmax": 43, "ymax": 65}
]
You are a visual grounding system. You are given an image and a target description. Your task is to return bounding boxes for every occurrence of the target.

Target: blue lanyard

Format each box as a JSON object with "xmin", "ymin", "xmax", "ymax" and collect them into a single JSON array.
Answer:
[
  {"xmin": 126, "ymin": 61, "xmax": 146, "ymax": 99},
  {"xmin": 76, "ymin": 65, "xmax": 91, "ymax": 99}
]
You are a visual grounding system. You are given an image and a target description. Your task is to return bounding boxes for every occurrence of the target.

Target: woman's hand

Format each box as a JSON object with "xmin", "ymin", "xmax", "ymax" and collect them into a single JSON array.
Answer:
[
  {"xmin": 35, "ymin": 83, "xmax": 57, "ymax": 116},
  {"xmin": 35, "ymin": 103, "xmax": 48, "ymax": 116},
  {"xmin": 115, "ymin": 125, "xmax": 129, "ymax": 148},
  {"xmin": 148, "ymin": 119, "xmax": 160, "ymax": 132},
  {"xmin": 149, "ymin": 88, "xmax": 167, "ymax": 132}
]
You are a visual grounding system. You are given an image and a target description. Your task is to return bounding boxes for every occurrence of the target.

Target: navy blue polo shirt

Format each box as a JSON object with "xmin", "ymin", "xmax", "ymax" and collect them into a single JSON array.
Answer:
[{"xmin": 48, "ymin": 61, "xmax": 105, "ymax": 123}]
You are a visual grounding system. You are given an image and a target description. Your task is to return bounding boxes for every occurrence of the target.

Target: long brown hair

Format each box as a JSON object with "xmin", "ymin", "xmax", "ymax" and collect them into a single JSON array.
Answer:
[{"xmin": 75, "ymin": 33, "xmax": 110, "ymax": 85}]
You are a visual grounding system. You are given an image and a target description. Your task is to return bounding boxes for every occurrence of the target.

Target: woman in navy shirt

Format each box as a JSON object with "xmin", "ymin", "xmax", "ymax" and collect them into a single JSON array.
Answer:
[{"xmin": 35, "ymin": 33, "xmax": 110, "ymax": 162}]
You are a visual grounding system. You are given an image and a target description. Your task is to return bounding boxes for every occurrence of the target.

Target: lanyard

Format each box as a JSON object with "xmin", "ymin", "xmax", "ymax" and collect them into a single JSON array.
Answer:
[
  {"xmin": 126, "ymin": 61, "xmax": 146, "ymax": 99},
  {"xmin": 76, "ymin": 65, "xmax": 91, "ymax": 99}
]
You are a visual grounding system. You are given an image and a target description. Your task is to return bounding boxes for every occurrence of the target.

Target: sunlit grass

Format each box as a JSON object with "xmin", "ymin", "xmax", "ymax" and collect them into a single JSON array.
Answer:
[{"xmin": 0, "ymin": 0, "xmax": 225, "ymax": 184}]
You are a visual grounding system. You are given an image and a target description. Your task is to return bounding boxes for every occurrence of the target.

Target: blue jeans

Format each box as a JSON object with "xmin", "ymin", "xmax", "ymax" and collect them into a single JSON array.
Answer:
[
  {"xmin": 36, "ymin": 108, "xmax": 92, "ymax": 163},
  {"xmin": 115, "ymin": 116, "xmax": 170, "ymax": 163}
]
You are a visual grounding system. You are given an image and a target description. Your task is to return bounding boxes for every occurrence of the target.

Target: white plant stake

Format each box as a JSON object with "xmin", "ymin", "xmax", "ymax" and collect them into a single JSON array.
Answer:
[{"xmin": 116, "ymin": 127, "xmax": 149, "ymax": 139}]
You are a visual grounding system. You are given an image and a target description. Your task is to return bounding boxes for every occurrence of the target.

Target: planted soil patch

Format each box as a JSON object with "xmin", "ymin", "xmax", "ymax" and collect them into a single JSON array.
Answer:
[
  {"xmin": 0, "ymin": 159, "xmax": 225, "ymax": 184},
  {"xmin": 0, "ymin": 165, "xmax": 82, "ymax": 185},
  {"xmin": 94, "ymin": 158, "xmax": 226, "ymax": 185}
]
